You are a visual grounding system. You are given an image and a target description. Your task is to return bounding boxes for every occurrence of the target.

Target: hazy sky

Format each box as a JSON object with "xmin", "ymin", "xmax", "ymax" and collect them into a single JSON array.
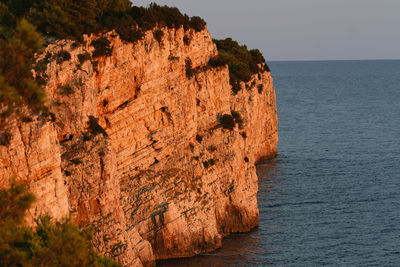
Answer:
[{"xmin": 133, "ymin": 0, "xmax": 400, "ymax": 61}]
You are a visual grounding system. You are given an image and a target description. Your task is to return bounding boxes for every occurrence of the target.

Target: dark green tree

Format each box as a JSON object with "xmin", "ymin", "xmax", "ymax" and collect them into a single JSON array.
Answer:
[
  {"xmin": 0, "ymin": 1, "xmax": 209, "ymax": 116},
  {"xmin": 0, "ymin": 180, "xmax": 121, "ymax": 267},
  {"xmin": 212, "ymin": 38, "xmax": 270, "ymax": 94},
  {"xmin": 0, "ymin": 179, "xmax": 36, "ymax": 265},
  {"xmin": 28, "ymin": 0, "xmax": 103, "ymax": 41},
  {"xmin": 0, "ymin": 4, "xmax": 45, "ymax": 115},
  {"xmin": 219, "ymin": 114, "xmax": 236, "ymax": 130}
]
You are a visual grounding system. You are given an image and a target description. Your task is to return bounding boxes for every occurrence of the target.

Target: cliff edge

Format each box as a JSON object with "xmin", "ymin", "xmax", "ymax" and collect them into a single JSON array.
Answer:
[{"xmin": 0, "ymin": 27, "xmax": 278, "ymax": 266}]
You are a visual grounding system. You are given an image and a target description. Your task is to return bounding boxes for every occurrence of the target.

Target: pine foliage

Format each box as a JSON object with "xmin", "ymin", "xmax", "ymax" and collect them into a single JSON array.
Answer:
[
  {"xmin": 0, "ymin": 4, "xmax": 45, "ymax": 115},
  {"xmin": 212, "ymin": 38, "xmax": 270, "ymax": 94},
  {"xmin": 0, "ymin": 180, "xmax": 120, "ymax": 266}
]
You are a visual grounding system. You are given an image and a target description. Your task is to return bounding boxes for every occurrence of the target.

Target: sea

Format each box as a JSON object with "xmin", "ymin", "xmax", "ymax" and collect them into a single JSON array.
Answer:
[{"xmin": 159, "ymin": 60, "xmax": 400, "ymax": 266}]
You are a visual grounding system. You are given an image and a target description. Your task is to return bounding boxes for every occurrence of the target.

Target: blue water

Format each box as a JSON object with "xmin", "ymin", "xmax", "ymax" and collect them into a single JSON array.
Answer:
[{"xmin": 158, "ymin": 60, "xmax": 400, "ymax": 266}]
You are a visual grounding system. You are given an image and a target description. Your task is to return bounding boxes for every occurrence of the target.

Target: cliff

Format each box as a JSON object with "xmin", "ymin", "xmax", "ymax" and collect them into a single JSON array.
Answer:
[{"xmin": 0, "ymin": 27, "xmax": 278, "ymax": 266}]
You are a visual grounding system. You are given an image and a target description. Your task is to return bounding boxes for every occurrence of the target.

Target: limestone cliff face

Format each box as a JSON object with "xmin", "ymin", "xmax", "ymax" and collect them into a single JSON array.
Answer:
[{"xmin": 0, "ymin": 27, "xmax": 278, "ymax": 266}]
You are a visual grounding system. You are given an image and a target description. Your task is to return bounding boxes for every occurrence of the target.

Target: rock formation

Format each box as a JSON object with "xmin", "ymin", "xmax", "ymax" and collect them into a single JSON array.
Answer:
[{"xmin": 0, "ymin": 27, "xmax": 278, "ymax": 266}]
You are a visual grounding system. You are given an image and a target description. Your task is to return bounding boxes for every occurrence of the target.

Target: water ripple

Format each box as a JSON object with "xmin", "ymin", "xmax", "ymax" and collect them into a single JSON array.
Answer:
[{"xmin": 158, "ymin": 60, "xmax": 400, "ymax": 266}]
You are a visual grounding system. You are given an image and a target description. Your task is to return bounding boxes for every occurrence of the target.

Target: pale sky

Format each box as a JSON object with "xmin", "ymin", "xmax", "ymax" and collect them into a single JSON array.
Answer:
[{"xmin": 132, "ymin": 0, "xmax": 400, "ymax": 61}]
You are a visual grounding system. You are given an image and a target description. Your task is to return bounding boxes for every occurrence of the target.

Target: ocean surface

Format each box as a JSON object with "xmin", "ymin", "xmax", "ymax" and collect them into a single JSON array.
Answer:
[{"xmin": 158, "ymin": 60, "xmax": 400, "ymax": 266}]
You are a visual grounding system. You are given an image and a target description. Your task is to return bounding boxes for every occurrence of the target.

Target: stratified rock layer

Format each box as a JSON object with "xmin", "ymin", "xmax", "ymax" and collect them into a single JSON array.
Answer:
[{"xmin": 0, "ymin": 27, "xmax": 278, "ymax": 266}]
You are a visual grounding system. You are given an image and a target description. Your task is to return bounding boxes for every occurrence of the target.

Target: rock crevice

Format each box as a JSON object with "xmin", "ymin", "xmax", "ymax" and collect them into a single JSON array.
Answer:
[{"xmin": 0, "ymin": 27, "xmax": 278, "ymax": 266}]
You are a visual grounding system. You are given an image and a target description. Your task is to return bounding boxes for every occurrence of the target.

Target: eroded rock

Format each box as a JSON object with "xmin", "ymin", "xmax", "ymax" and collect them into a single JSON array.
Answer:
[{"xmin": 0, "ymin": 27, "xmax": 278, "ymax": 266}]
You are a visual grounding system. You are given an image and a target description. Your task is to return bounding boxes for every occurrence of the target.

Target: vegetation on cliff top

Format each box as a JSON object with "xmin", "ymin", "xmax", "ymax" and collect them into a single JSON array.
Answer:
[
  {"xmin": 0, "ymin": 179, "xmax": 120, "ymax": 266},
  {"xmin": 1, "ymin": 1, "xmax": 268, "ymax": 115},
  {"xmin": 0, "ymin": 4, "xmax": 46, "ymax": 115},
  {"xmin": 210, "ymin": 38, "xmax": 270, "ymax": 94},
  {"xmin": 0, "ymin": 1, "xmax": 206, "ymax": 116},
  {"xmin": 5, "ymin": 1, "xmax": 206, "ymax": 43}
]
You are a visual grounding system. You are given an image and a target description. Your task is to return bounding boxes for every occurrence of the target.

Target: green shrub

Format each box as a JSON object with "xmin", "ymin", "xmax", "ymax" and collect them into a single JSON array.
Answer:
[
  {"xmin": 208, "ymin": 145, "xmax": 217, "ymax": 152},
  {"xmin": 26, "ymin": 0, "xmax": 132, "ymax": 42},
  {"xmin": 183, "ymin": 35, "xmax": 190, "ymax": 45},
  {"xmin": 88, "ymin": 115, "xmax": 108, "ymax": 137},
  {"xmin": 249, "ymin": 49, "xmax": 264, "ymax": 64},
  {"xmin": 58, "ymin": 84, "xmax": 74, "ymax": 95},
  {"xmin": 0, "ymin": 180, "xmax": 121, "ymax": 267},
  {"xmin": 257, "ymin": 84, "xmax": 263, "ymax": 94},
  {"xmin": 203, "ymin": 159, "xmax": 215, "ymax": 168},
  {"xmin": 185, "ymin": 58, "xmax": 194, "ymax": 78},
  {"xmin": 230, "ymin": 110, "xmax": 243, "ymax": 124},
  {"xmin": 152, "ymin": 29, "xmax": 163, "ymax": 44},
  {"xmin": 91, "ymin": 60, "xmax": 99, "ymax": 72},
  {"xmin": 100, "ymin": 10, "xmax": 141, "ymax": 43},
  {"xmin": 168, "ymin": 55, "xmax": 179, "ymax": 61},
  {"xmin": 250, "ymin": 49, "xmax": 270, "ymax": 71},
  {"xmin": 0, "ymin": 132, "xmax": 11, "ymax": 146},
  {"xmin": 219, "ymin": 114, "xmax": 236, "ymax": 130},
  {"xmin": 189, "ymin": 16, "xmax": 206, "ymax": 32},
  {"xmin": 34, "ymin": 52, "xmax": 52, "ymax": 74},
  {"xmin": 100, "ymin": 9, "xmax": 145, "ymax": 43},
  {"xmin": 196, "ymin": 134, "xmax": 203, "ymax": 143},
  {"xmin": 91, "ymin": 37, "xmax": 112, "ymax": 58},
  {"xmin": 78, "ymin": 52, "xmax": 92, "ymax": 65},
  {"xmin": 24, "ymin": 1, "xmax": 205, "ymax": 43},
  {"xmin": 250, "ymin": 80, "xmax": 256, "ymax": 89},
  {"xmin": 230, "ymin": 79, "xmax": 241, "ymax": 94},
  {"xmin": 0, "ymin": 13, "xmax": 46, "ymax": 115},
  {"xmin": 56, "ymin": 51, "xmax": 71, "ymax": 63},
  {"xmin": 119, "ymin": 27, "xmax": 144, "ymax": 43},
  {"xmin": 208, "ymin": 56, "xmax": 228, "ymax": 68},
  {"xmin": 0, "ymin": 1, "xmax": 208, "ymax": 116},
  {"xmin": 21, "ymin": 116, "xmax": 33, "ymax": 123},
  {"xmin": 35, "ymin": 74, "xmax": 47, "ymax": 86},
  {"xmin": 71, "ymin": 41, "xmax": 80, "ymax": 49},
  {"xmin": 213, "ymin": 38, "xmax": 269, "ymax": 94},
  {"xmin": 70, "ymin": 158, "xmax": 83, "ymax": 165},
  {"xmin": 218, "ymin": 112, "xmax": 244, "ymax": 130}
]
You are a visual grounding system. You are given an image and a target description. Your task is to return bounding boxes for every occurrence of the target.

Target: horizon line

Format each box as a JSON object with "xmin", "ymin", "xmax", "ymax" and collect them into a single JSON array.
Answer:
[{"xmin": 268, "ymin": 58, "xmax": 400, "ymax": 63}]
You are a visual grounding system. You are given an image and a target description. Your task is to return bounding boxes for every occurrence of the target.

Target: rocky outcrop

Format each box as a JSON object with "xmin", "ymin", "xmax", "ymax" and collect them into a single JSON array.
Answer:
[{"xmin": 0, "ymin": 26, "xmax": 278, "ymax": 266}]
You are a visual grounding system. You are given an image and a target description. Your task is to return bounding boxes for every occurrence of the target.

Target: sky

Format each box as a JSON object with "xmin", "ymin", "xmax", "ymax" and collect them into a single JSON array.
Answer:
[{"xmin": 132, "ymin": 0, "xmax": 400, "ymax": 61}]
